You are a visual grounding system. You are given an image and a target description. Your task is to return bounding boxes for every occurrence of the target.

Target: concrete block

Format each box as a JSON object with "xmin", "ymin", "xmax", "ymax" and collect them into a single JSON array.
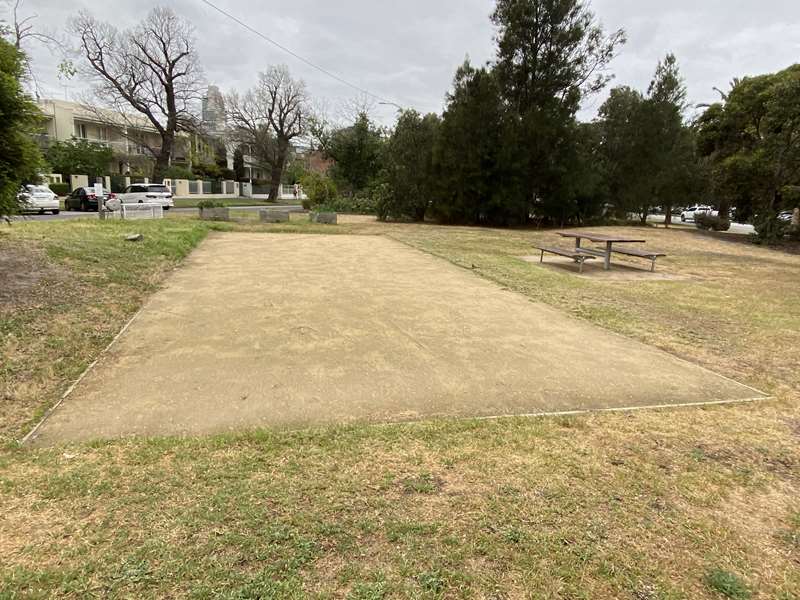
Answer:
[
  {"xmin": 260, "ymin": 209, "xmax": 290, "ymax": 223},
  {"xmin": 199, "ymin": 207, "xmax": 230, "ymax": 221},
  {"xmin": 310, "ymin": 212, "xmax": 337, "ymax": 224}
]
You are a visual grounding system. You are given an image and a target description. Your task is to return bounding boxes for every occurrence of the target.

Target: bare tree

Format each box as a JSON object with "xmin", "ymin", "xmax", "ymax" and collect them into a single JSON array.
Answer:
[
  {"xmin": 226, "ymin": 65, "xmax": 308, "ymax": 200},
  {"xmin": 2, "ymin": 0, "xmax": 63, "ymax": 96},
  {"xmin": 71, "ymin": 7, "xmax": 203, "ymax": 182}
]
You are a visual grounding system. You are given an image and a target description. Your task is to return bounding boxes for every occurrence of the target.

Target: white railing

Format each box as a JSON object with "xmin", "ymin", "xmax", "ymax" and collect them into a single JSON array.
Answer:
[
  {"xmin": 121, "ymin": 203, "xmax": 163, "ymax": 220},
  {"xmin": 278, "ymin": 184, "xmax": 307, "ymax": 200}
]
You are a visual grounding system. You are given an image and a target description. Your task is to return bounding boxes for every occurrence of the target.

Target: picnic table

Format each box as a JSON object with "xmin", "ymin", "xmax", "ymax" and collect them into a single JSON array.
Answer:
[{"xmin": 557, "ymin": 231, "xmax": 647, "ymax": 271}]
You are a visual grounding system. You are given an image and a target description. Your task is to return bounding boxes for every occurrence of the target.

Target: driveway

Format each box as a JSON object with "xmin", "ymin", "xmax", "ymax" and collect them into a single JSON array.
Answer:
[{"xmin": 29, "ymin": 233, "xmax": 766, "ymax": 445}]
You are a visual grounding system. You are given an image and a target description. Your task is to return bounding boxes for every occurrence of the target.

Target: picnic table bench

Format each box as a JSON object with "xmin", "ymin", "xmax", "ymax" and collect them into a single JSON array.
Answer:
[
  {"xmin": 534, "ymin": 245, "xmax": 597, "ymax": 273},
  {"xmin": 532, "ymin": 232, "xmax": 668, "ymax": 272},
  {"xmin": 610, "ymin": 246, "xmax": 667, "ymax": 272}
]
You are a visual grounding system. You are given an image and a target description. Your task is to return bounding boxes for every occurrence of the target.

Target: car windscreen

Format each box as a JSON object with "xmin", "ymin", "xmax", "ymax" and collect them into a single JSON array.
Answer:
[
  {"xmin": 29, "ymin": 186, "xmax": 51, "ymax": 193},
  {"xmin": 148, "ymin": 185, "xmax": 170, "ymax": 193}
]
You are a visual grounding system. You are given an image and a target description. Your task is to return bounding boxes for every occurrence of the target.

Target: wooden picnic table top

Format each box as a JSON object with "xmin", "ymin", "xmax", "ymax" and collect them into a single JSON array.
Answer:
[{"xmin": 557, "ymin": 231, "xmax": 647, "ymax": 244}]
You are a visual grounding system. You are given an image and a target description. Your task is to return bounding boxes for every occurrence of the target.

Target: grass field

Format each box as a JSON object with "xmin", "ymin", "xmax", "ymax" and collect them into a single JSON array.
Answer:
[
  {"xmin": 172, "ymin": 198, "xmax": 302, "ymax": 209},
  {"xmin": 1, "ymin": 216, "xmax": 799, "ymax": 598}
]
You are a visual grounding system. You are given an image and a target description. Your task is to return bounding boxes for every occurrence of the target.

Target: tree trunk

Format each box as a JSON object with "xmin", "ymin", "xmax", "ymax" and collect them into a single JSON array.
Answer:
[
  {"xmin": 718, "ymin": 200, "xmax": 730, "ymax": 223},
  {"xmin": 269, "ymin": 142, "xmax": 289, "ymax": 201},
  {"xmin": 268, "ymin": 165, "xmax": 282, "ymax": 201},
  {"xmin": 664, "ymin": 204, "xmax": 673, "ymax": 227},
  {"xmin": 152, "ymin": 134, "xmax": 174, "ymax": 184}
]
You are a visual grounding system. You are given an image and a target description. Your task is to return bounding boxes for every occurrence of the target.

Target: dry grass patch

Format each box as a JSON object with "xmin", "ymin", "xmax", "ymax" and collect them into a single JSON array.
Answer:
[{"xmin": 1, "ymin": 218, "xmax": 799, "ymax": 597}]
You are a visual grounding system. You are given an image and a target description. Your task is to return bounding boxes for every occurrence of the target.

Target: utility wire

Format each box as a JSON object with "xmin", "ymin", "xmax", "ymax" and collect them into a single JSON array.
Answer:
[{"xmin": 197, "ymin": 0, "xmax": 396, "ymax": 105}]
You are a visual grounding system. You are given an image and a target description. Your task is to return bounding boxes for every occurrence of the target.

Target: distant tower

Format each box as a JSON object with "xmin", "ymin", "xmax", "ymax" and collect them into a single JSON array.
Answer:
[{"xmin": 202, "ymin": 85, "xmax": 226, "ymax": 135}]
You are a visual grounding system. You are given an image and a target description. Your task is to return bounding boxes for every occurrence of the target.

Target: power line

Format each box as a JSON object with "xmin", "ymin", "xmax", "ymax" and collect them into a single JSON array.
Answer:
[{"xmin": 197, "ymin": 0, "xmax": 396, "ymax": 106}]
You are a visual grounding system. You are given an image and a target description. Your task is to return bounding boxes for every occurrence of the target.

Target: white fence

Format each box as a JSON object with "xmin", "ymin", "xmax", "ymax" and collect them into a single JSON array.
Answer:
[{"xmin": 120, "ymin": 203, "xmax": 163, "ymax": 220}]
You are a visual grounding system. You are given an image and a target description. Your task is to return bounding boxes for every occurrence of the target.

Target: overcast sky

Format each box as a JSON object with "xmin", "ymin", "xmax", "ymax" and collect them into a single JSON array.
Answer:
[{"xmin": 13, "ymin": 0, "xmax": 800, "ymax": 125}]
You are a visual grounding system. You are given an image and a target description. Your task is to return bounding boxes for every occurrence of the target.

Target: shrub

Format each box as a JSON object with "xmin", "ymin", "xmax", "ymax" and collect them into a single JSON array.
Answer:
[
  {"xmin": 193, "ymin": 162, "xmax": 222, "ymax": 179},
  {"xmin": 163, "ymin": 165, "xmax": 194, "ymax": 180},
  {"xmin": 695, "ymin": 212, "xmax": 731, "ymax": 231},
  {"xmin": 49, "ymin": 182, "xmax": 70, "ymax": 197},
  {"xmin": 197, "ymin": 199, "xmax": 225, "ymax": 209},
  {"xmin": 327, "ymin": 194, "xmax": 377, "ymax": 215},
  {"xmin": 300, "ymin": 172, "xmax": 338, "ymax": 208},
  {"xmin": 752, "ymin": 212, "xmax": 790, "ymax": 243}
]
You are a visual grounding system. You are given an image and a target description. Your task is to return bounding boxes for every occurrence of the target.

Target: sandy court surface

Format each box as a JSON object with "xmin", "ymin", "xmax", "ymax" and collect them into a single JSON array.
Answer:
[{"xmin": 30, "ymin": 233, "xmax": 765, "ymax": 445}]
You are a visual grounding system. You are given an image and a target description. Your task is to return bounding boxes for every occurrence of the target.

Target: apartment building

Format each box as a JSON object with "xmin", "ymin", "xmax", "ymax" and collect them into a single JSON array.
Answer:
[{"xmin": 36, "ymin": 99, "xmax": 216, "ymax": 175}]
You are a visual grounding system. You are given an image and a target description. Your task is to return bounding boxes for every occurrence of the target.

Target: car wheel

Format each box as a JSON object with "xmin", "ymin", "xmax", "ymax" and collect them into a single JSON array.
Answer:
[
  {"xmin": 681, "ymin": 215, "xmax": 686, "ymax": 222},
  {"xmin": 52, "ymin": 209, "xmax": 60, "ymax": 215},
  {"xmin": 39, "ymin": 209, "xmax": 45, "ymax": 215}
]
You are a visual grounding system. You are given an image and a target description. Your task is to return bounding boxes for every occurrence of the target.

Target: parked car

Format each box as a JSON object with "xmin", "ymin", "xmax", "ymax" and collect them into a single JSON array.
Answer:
[
  {"xmin": 680, "ymin": 205, "xmax": 715, "ymax": 222},
  {"xmin": 778, "ymin": 210, "xmax": 794, "ymax": 223},
  {"xmin": 17, "ymin": 184, "xmax": 59, "ymax": 214},
  {"xmin": 112, "ymin": 183, "xmax": 174, "ymax": 210},
  {"xmin": 64, "ymin": 187, "xmax": 115, "ymax": 212}
]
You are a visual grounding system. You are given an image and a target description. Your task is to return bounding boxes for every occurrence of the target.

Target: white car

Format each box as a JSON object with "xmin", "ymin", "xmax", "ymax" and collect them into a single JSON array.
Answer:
[
  {"xmin": 18, "ymin": 184, "xmax": 59, "ymax": 214},
  {"xmin": 680, "ymin": 205, "xmax": 715, "ymax": 222},
  {"xmin": 111, "ymin": 183, "xmax": 174, "ymax": 211}
]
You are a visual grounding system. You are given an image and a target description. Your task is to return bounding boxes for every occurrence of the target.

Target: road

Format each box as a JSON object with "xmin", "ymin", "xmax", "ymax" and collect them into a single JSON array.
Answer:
[{"xmin": 646, "ymin": 214, "xmax": 755, "ymax": 235}]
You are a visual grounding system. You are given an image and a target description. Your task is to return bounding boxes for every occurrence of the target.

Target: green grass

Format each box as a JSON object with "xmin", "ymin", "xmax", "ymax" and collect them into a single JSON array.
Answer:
[
  {"xmin": 1, "ymin": 218, "xmax": 799, "ymax": 598},
  {"xmin": 705, "ymin": 569, "xmax": 752, "ymax": 599},
  {"xmin": 0, "ymin": 219, "xmax": 215, "ymax": 442}
]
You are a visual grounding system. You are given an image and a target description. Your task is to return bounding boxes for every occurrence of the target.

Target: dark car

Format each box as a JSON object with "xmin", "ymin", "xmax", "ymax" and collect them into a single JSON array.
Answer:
[{"xmin": 64, "ymin": 187, "xmax": 114, "ymax": 212}]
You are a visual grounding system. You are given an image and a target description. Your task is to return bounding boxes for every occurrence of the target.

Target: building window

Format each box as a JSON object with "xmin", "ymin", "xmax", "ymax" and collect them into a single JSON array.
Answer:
[{"xmin": 74, "ymin": 123, "xmax": 88, "ymax": 139}]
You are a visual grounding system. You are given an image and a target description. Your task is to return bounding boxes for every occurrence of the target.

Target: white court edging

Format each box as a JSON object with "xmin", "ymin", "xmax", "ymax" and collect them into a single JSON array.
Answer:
[{"xmin": 19, "ymin": 307, "xmax": 146, "ymax": 445}]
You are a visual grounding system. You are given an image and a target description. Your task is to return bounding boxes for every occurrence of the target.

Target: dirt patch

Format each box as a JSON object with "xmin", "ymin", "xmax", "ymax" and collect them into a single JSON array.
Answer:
[
  {"xmin": 28, "ymin": 233, "xmax": 767, "ymax": 445},
  {"xmin": 0, "ymin": 240, "xmax": 58, "ymax": 305}
]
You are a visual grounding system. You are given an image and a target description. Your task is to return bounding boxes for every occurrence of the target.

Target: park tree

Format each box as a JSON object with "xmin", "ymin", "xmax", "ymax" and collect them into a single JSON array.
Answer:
[
  {"xmin": 72, "ymin": 7, "xmax": 203, "ymax": 183},
  {"xmin": 227, "ymin": 65, "xmax": 308, "ymax": 200},
  {"xmin": 2, "ymin": 0, "xmax": 64, "ymax": 94},
  {"xmin": 644, "ymin": 54, "xmax": 700, "ymax": 226},
  {"xmin": 599, "ymin": 54, "xmax": 700, "ymax": 225},
  {"xmin": 598, "ymin": 86, "xmax": 651, "ymax": 219},
  {"xmin": 376, "ymin": 110, "xmax": 439, "ymax": 221},
  {"xmin": 45, "ymin": 139, "xmax": 113, "ymax": 179},
  {"xmin": 697, "ymin": 64, "xmax": 800, "ymax": 240},
  {"xmin": 431, "ymin": 61, "xmax": 505, "ymax": 224},
  {"xmin": 0, "ymin": 36, "xmax": 43, "ymax": 218},
  {"xmin": 317, "ymin": 111, "xmax": 384, "ymax": 194},
  {"xmin": 491, "ymin": 0, "xmax": 625, "ymax": 222}
]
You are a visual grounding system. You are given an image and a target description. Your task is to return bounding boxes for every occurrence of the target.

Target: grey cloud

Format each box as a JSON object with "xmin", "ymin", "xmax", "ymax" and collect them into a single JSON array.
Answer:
[{"xmin": 14, "ymin": 0, "xmax": 800, "ymax": 125}]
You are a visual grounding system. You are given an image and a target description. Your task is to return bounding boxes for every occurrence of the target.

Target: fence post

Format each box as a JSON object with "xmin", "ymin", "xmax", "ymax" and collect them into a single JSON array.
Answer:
[{"xmin": 70, "ymin": 174, "xmax": 89, "ymax": 190}]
